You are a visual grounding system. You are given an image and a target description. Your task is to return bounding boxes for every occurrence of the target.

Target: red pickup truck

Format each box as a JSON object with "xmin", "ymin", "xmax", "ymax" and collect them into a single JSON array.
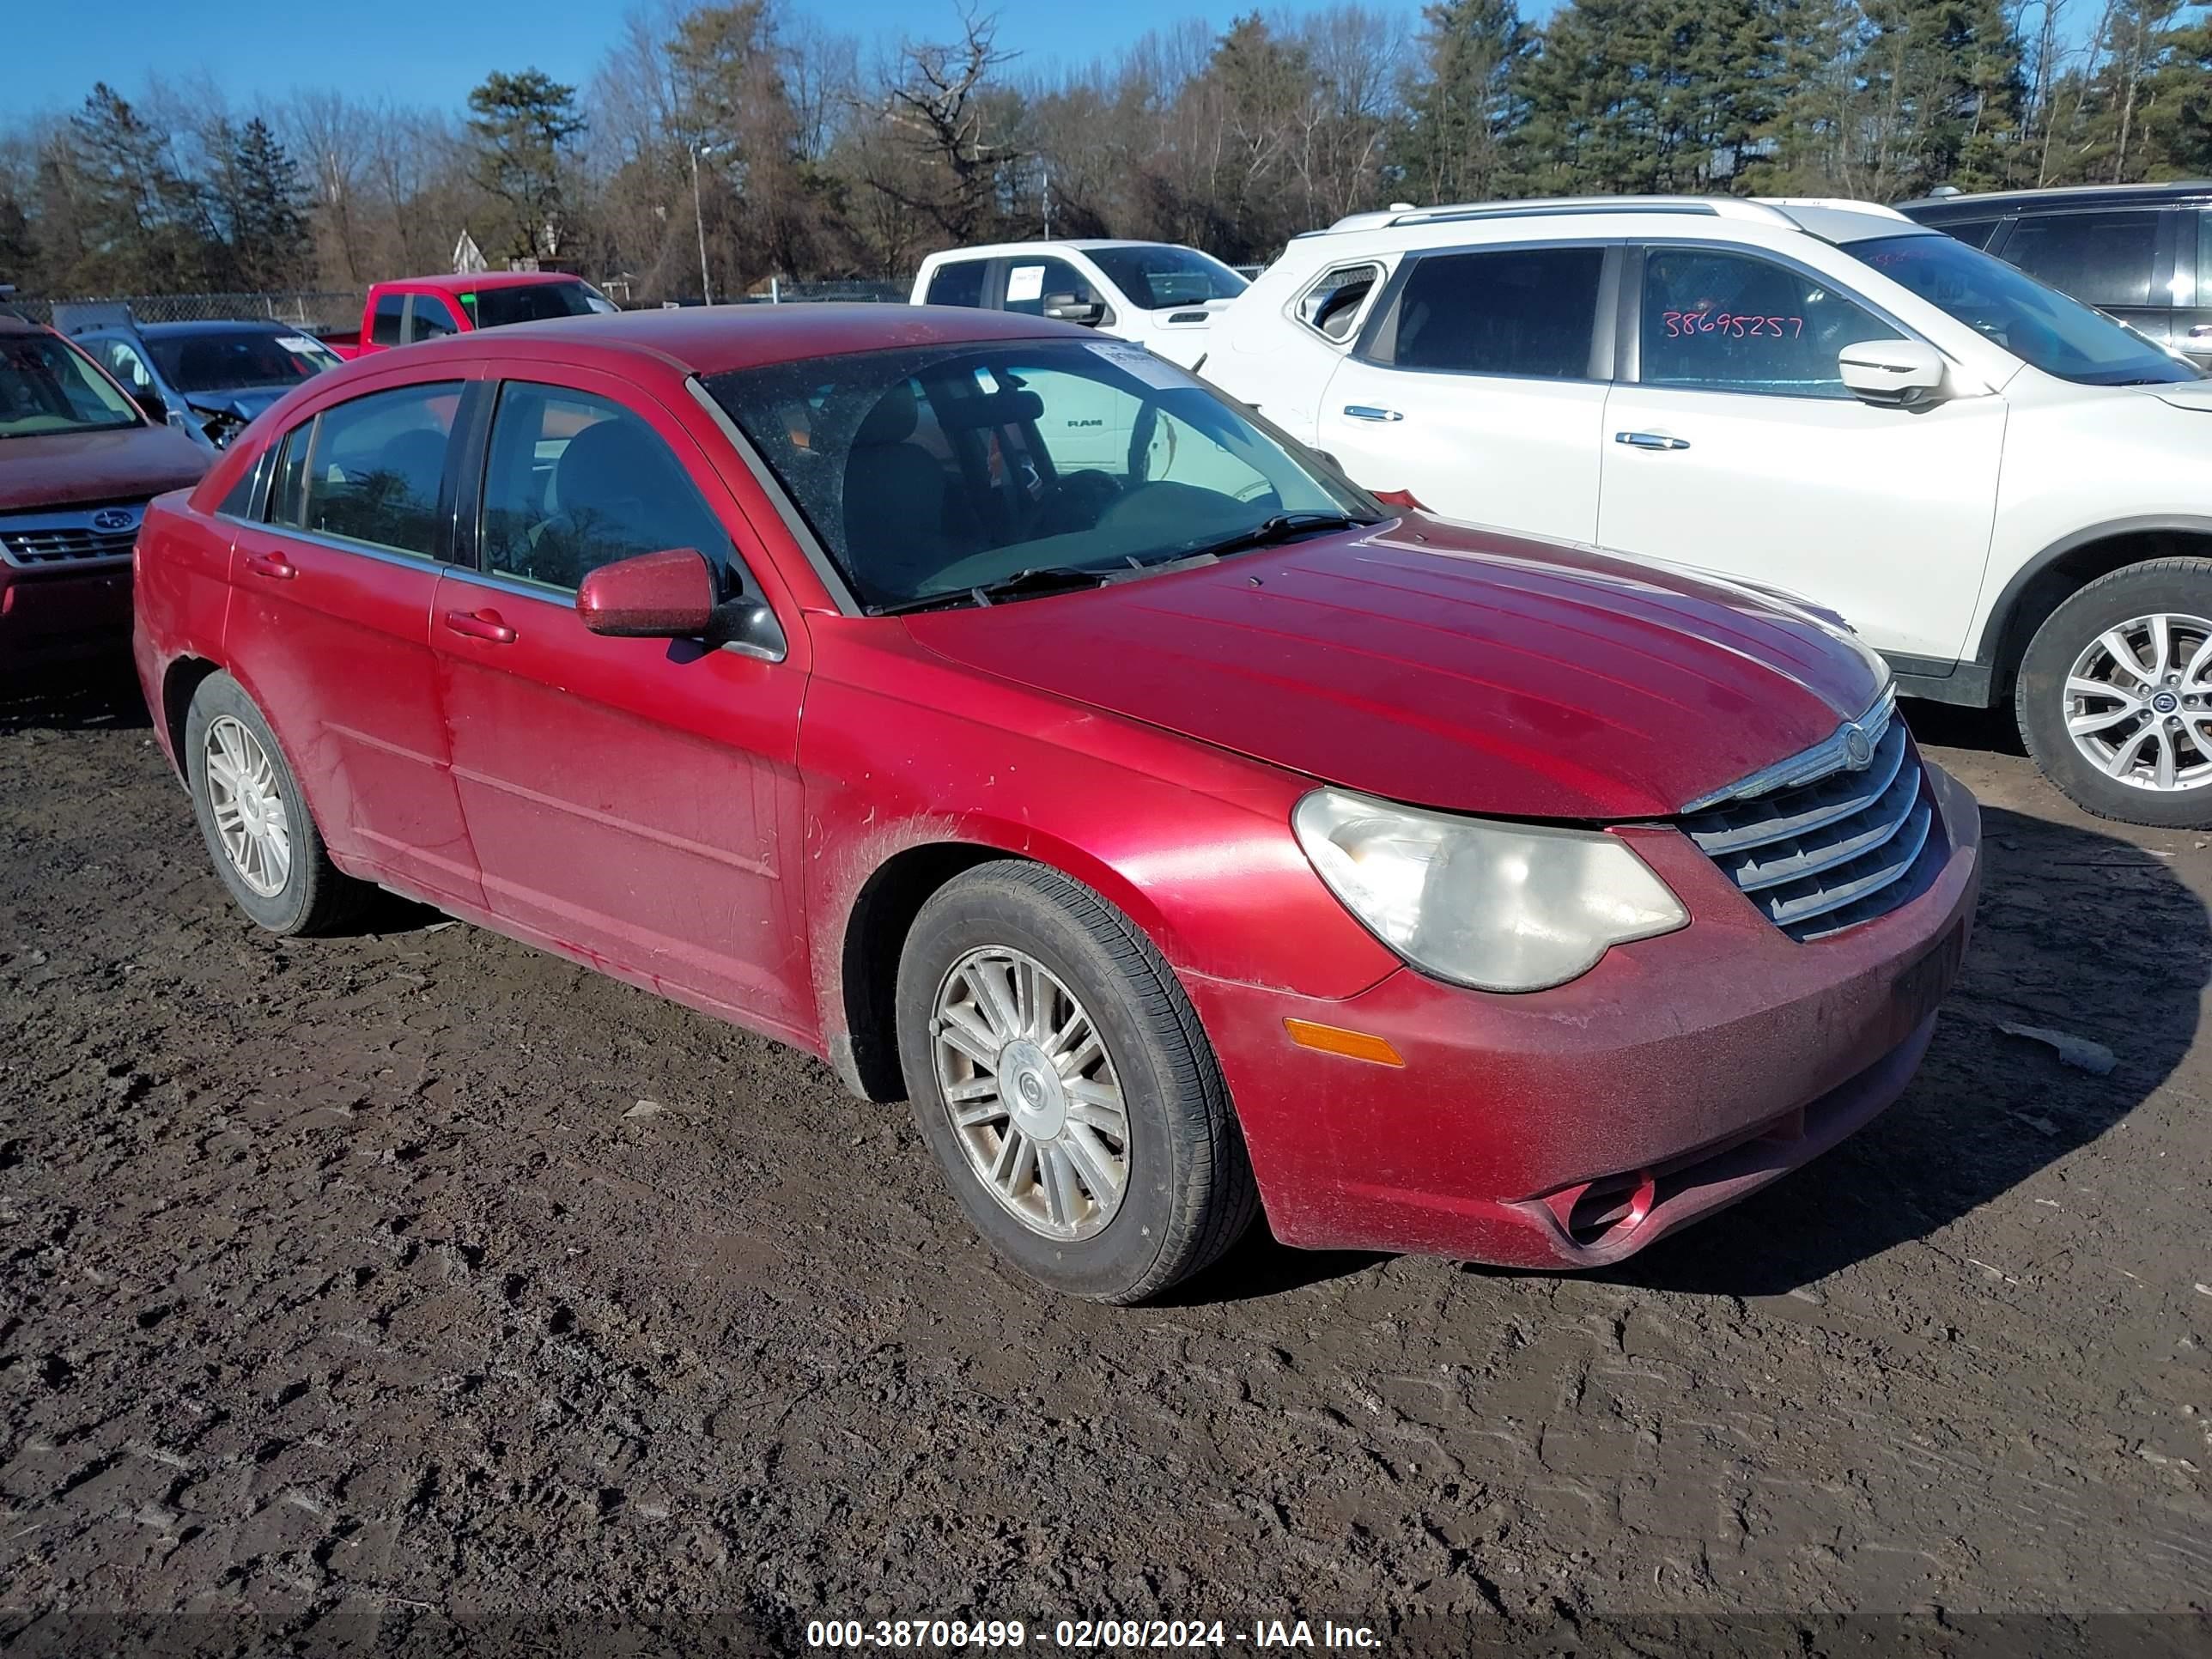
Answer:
[{"xmin": 323, "ymin": 271, "xmax": 617, "ymax": 359}]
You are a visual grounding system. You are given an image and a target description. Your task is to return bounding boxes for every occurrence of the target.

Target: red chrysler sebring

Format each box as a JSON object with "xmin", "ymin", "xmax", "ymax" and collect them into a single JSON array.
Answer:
[{"xmin": 132, "ymin": 306, "xmax": 1979, "ymax": 1303}]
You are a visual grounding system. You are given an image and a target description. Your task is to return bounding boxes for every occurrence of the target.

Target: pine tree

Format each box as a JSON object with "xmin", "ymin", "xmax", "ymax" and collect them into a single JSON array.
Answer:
[
  {"xmin": 1393, "ymin": 0, "xmax": 1536, "ymax": 204},
  {"xmin": 211, "ymin": 117, "xmax": 312, "ymax": 289},
  {"xmin": 467, "ymin": 69, "xmax": 586, "ymax": 262},
  {"xmin": 63, "ymin": 83, "xmax": 223, "ymax": 291}
]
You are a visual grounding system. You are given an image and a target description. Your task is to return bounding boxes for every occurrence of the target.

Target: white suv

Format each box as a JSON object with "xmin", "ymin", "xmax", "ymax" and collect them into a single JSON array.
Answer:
[
  {"xmin": 1206, "ymin": 195, "xmax": 2212, "ymax": 827},
  {"xmin": 910, "ymin": 240, "xmax": 1249, "ymax": 370}
]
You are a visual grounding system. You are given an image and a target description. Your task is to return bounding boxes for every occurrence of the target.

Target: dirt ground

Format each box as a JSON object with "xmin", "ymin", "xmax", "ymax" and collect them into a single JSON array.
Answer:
[{"xmin": 1, "ymin": 671, "xmax": 2208, "ymax": 1658}]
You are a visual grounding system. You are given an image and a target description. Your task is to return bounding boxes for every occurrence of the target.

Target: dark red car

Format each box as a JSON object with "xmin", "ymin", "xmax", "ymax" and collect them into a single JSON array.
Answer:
[
  {"xmin": 132, "ymin": 307, "xmax": 1981, "ymax": 1303},
  {"xmin": 2, "ymin": 314, "xmax": 208, "ymax": 665}
]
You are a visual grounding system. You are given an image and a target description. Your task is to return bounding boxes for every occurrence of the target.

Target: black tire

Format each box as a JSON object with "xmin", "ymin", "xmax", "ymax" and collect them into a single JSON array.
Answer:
[
  {"xmin": 2017, "ymin": 559, "xmax": 2212, "ymax": 829},
  {"xmin": 183, "ymin": 672, "xmax": 367, "ymax": 935},
  {"xmin": 896, "ymin": 860, "xmax": 1259, "ymax": 1304}
]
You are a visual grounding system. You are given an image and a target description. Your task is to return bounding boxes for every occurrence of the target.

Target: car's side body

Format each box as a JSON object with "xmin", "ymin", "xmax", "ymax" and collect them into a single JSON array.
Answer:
[
  {"xmin": 1203, "ymin": 196, "xmax": 2212, "ymax": 720},
  {"xmin": 135, "ymin": 306, "xmax": 1979, "ymax": 1285},
  {"xmin": 322, "ymin": 271, "xmax": 614, "ymax": 360},
  {"xmin": 909, "ymin": 240, "xmax": 1248, "ymax": 371}
]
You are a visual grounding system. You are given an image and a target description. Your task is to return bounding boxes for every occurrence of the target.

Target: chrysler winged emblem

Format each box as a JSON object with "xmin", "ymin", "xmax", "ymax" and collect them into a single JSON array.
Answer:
[{"xmin": 1842, "ymin": 722, "xmax": 1874, "ymax": 769}]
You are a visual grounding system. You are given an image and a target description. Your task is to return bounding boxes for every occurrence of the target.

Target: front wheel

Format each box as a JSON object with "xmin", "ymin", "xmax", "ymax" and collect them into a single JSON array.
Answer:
[
  {"xmin": 2016, "ymin": 559, "xmax": 2212, "ymax": 828},
  {"xmin": 896, "ymin": 861, "xmax": 1258, "ymax": 1304}
]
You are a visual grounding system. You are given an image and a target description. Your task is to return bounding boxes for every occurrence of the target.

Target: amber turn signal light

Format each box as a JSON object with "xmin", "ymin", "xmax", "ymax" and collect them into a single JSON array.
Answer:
[{"xmin": 1283, "ymin": 1018, "xmax": 1405, "ymax": 1067}]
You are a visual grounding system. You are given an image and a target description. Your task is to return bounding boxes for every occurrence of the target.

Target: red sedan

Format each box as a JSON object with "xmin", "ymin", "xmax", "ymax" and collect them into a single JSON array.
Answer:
[{"xmin": 132, "ymin": 307, "xmax": 1979, "ymax": 1303}]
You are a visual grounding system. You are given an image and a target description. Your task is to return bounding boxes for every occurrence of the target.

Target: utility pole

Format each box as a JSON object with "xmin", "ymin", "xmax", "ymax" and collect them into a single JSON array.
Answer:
[
  {"xmin": 1042, "ymin": 170, "xmax": 1051, "ymax": 240},
  {"xmin": 690, "ymin": 141, "xmax": 720, "ymax": 306}
]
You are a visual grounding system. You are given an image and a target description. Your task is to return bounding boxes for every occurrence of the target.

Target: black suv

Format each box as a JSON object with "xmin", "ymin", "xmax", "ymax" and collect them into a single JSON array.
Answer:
[{"xmin": 1899, "ymin": 181, "xmax": 2212, "ymax": 365}]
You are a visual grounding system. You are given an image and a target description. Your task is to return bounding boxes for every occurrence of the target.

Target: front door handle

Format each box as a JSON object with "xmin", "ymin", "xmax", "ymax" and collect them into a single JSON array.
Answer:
[
  {"xmin": 1614, "ymin": 430, "xmax": 1692, "ymax": 452},
  {"xmin": 2189, "ymin": 324, "xmax": 2212, "ymax": 339},
  {"xmin": 443, "ymin": 608, "xmax": 517, "ymax": 644},
  {"xmin": 244, "ymin": 550, "xmax": 297, "ymax": 580},
  {"xmin": 1342, "ymin": 404, "xmax": 1403, "ymax": 422}
]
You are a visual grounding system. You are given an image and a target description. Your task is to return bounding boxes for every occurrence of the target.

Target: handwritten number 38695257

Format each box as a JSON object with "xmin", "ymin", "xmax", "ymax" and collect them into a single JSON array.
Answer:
[{"xmin": 1662, "ymin": 311, "xmax": 1805, "ymax": 339}]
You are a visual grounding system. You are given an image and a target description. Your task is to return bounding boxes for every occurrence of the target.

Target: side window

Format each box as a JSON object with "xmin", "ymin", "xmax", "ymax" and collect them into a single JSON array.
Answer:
[
  {"xmin": 479, "ymin": 382, "xmax": 735, "ymax": 593},
  {"xmin": 1297, "ymin": 264, "xmax": 1381, "ymax": 344},
  {"xmin": 276, "ymin": 380, "xmax": 461, "ymax": 556},
  {"xmin": 1638, "ymin": 247, "xmax": 1902, "ymax": 400},
  {"xmin": 370, "ymin": 292, "xmax": 407, "ymax": 347},
  {"xmin": 1002, "ymin": 257, "xmax": 1091, "ymax": 317},
  {"xmin": 925, "ymin": 260, "xmax": 989, "ymax": 308},
  {"xmin": 1393, "ymin": 246, "xmax": 1605, "ymax": 378},
  {"xmin": 2002, "ymin": 210, "xmax": 2159, "ymax": 308},
  {"xmin": 216, "ymin": 448, "xmax": 264, "ymax": 518},
  {"xmin": 103, "ymin": 342, "xmax": 155, "ymax": 392},
  {"xmin": 408, "ymin": 295, "xmax": 461, "ymax": 343}
]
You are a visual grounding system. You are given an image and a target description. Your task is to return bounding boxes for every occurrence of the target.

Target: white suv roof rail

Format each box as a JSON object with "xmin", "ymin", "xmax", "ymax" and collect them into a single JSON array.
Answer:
[
  {"xmin": 1311, "ymin": 194, "xmax": 1911, "ymax": 239},
  {"xmin": 1314, "ymin": 195, "xmax": 1806, "ymax": 236}
]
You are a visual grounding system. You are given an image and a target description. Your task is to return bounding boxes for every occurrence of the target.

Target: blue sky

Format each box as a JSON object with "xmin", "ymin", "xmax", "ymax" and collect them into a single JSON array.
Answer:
[{"xmin": 0, "ymin": 0, "xmax": 1496, "ymax": 123}]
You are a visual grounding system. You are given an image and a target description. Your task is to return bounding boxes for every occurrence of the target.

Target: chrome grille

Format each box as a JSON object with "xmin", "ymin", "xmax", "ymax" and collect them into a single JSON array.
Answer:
[
  {"xmin": 1677, "ymin": 699, "xmax": 1942, "ymax": 942},
  {"xmin": 0, "ymin": 505, "xmax": 144, "ymax": 568}
]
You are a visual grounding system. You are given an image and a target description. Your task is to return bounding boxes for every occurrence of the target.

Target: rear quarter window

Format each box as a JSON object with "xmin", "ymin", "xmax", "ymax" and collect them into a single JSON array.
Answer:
[{"xmin": 925, "ymin": 261, "xmax": 989, "ymax": 308}]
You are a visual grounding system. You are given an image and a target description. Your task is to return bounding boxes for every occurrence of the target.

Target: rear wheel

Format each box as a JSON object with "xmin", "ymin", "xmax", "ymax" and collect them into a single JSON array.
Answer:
[
  {"xmin": 2016, "ymin": 559, "xmax": 2212, "ymax": 828},
  {"xmin": 896, "ymin": 861, "xmax": 1258, "ymax": 1303},
  {"xmin": 184, "ymin": 673, "xmax": 367, "ymax": 934}
]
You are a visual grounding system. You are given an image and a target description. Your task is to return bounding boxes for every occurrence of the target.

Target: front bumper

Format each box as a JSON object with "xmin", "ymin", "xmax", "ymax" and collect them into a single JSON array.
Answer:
[
  {"xmin": 1186, "ymin": 759, "xmax": 1982, "ymax": 1268},
  {"xmin": 0, "ymin": 561, "xmax": 133, "ymax": 665}
]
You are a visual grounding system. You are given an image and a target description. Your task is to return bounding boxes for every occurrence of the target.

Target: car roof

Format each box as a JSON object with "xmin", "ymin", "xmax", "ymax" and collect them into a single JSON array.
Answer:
[
  {"xmin": 391, "ymin": 270, "xmax": 591, "ymax": 294},
  {"xmin": 0, "ymin": 314, "xmax": 48, "ymax": 337},
  {"xmin": 1898, "ymin": 180, "xmax": 2212, "ymax": 215},
  {"xmin": 924, "ymin": 240, "xmax": 1187, "ymax": 261},
  {"xmin": 121, "ymin": 320, "xmax": 300, "ymax": 338},
  {"xmin": 411, "ymin": 301, "xmax": 1085, "ymax": 378},
  {"xmin": 1293, "ymin": 194, "xmax": 1924, "ymax": 254}
]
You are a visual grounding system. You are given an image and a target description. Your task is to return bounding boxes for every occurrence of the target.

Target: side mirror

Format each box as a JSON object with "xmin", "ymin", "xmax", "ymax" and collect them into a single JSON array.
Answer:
[
  {"xmin": 1042, "ymin": 292, "xmax": 1104, "ymax": 326},
  {"xmin": 131, "ymin": 386, "xmax": 167, "ymax": 422},
  {"xmin": 1838, "ymin": 339, "xmax": 1947, "ymax": 407},
  {"xmin": 576, "ymin": 547, "xmax": 719, "ymax": 637}
]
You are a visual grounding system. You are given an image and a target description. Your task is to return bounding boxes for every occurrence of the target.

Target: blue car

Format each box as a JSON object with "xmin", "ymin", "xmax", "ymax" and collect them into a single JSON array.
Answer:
[{"xmin": 56, "ymin": 312, "xmax": 343, "ymax": 451}]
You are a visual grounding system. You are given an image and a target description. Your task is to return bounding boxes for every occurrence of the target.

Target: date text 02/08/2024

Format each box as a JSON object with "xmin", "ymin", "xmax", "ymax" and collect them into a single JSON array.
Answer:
[{"xmin": 803, "ymin": 1619, "xmax": 1383, "ymax": 1649}]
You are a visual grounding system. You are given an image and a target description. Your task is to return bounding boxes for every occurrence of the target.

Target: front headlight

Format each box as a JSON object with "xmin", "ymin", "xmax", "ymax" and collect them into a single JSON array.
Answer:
[{"xmin": 1292, "ymin": 788, "xmax": 1688, "ymax": 993}]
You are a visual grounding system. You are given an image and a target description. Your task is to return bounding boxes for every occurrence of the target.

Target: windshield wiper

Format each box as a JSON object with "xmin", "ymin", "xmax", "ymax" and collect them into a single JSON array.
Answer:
[
  {"xmin": 868, "ymin": 565, "xmax": 1109, "ymax": 616},
  {"xmin": 1170, "ymin": 511, "xmax": 1378, "ymax": 562}
]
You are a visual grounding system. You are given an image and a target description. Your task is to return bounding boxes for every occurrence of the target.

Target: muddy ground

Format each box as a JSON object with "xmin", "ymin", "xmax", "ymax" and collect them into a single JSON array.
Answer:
[{"xmin": 0, "ymin": 672, "xmax": 2208, "ymax": 1657}]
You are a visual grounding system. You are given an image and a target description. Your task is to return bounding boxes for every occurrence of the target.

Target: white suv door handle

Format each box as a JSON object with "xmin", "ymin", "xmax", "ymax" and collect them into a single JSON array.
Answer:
[
  {"xmin": 1343, "ymin": 404, "xmax": 1403, "ymax": 422},
  {"xmin": 2188, "ymin": 324, "xmax": 2212, "ymax": 339},
  {"xmin": 1615, "ymin": 430, "xmax": 1692, "ymax": 452}
]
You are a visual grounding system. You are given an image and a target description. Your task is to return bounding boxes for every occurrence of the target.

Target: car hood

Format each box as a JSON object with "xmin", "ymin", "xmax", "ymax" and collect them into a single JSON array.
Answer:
[
  {"xmin": 0, "ymin": 422, "xmax": 210, "ymax": 512},
  {"xmin": 2148, "ymin": 380, "xmax": 2212, "ymax": 414},
  {"xmin": 182, "ymin": 386, "xmax": 292, "ymax": 423},
  {"xmin": 900, "ymin": 516, "xmax": 1888, "ymax": 820}
]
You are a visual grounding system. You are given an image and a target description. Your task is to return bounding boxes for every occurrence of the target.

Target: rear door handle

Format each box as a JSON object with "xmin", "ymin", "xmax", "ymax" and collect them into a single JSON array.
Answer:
[
  {"xmin": 243, "ymin": 550, "xmax": 297, "ymax": 580},
  {"xmin": 443, "ymin": 608, "xmax": 516, "ymax": 644},
  {"xmin": 1342, "ymin": 404, "xmax": 1403, "ymax": 422},
  {"xmin": 1614, "ymin": 430, "xmax": 1692, "ymax": 452}
]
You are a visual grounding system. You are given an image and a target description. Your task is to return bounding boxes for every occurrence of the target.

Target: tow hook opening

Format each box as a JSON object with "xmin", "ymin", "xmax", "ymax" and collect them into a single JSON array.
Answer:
[{"xmin": 1559, "ymin": 1169, "xmax": 1658, "ymax": 1248}]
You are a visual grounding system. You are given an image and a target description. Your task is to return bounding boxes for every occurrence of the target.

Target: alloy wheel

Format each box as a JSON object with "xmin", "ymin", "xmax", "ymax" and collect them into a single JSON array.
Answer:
[
  {"xmin": 2063, "ymin": 611, "xmax": 2212, "ymax": 793},
  {"xmin": 930, "ymin": 945, "xmax": 1130, "ymax": 1241},
  {"xmin": 203, "ymin": 714, "xmax": 294, "ymax": 896}
]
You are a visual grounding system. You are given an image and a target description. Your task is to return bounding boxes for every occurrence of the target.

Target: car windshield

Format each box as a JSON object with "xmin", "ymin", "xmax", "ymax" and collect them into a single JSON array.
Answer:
[
  {"xmin": 0, "ymin": 332, "xmax": 140, "ymax": 439},
  {"xmin": 708, "ymin": 338, "xmax": 1374, "ymax": 611},
  {"xmin": 1850, "ymin": 231, "xmax": 2201, "ymax": 386},
  {"xmin": 148, "ymin": 329, "xmax": 342, "ymax": 392},
  {"xmin": 462, "ymin": 281, "xmax": 608, "ymax": 330},
  {"xmin": 1085, "ymin": 245, "xmax": 1249, "ymax": 309}
]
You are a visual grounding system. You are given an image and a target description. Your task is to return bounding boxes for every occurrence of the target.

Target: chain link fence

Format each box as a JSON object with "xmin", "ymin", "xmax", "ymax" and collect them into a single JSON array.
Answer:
[{"xmin": 9, "ymin": 289, "xmax": 367, "ymax": 330}]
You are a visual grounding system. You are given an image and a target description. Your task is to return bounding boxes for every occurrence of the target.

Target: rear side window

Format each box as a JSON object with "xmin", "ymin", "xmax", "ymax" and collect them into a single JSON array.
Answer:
[
  {"xmin": 479, "ymin": 382, "xmax": 734, "ymax": 592},
  {"xmin": 370, "ymin": 293, "xmax": 406, "ymax": 347},
  {"xmin": 1297, "ymin": 264, "xmax": 1381, "ymax": 343},
  {"xmin": 271, "ymin": 380, "xmax": 462, "ymax": 557},
  {"xmin": 926, "ymin": 260, "xmax": 989, "ymax": 308},
  {"xmin": 1638, "ymin": 247, "xmax": 1902, "ymax": 399},
  {"xmin": 1393, "ymin": 247, "xmax": 1605, "ymax": 378},
  {"xmin": 408, "ymin": 295, "xmax": 461, "ymax": 343},
  {"xmin": 2002, "ymin": 210, "xmax": 2160, "ymax": 308}
]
